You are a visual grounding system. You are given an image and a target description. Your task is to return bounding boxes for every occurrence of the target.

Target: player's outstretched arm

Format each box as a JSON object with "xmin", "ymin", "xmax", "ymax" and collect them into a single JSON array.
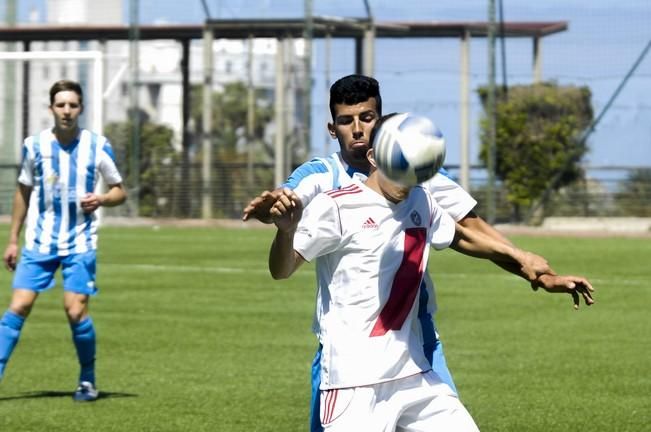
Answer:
[
  {"xmin": 268, "ymin": 189, "xmax": 305, "ymax": 279},
  {"xmin": 242, "ymin": 188, "xmax": 284, "ymax": 223},
  {"xmin": 458, "ymin": 211, "xmax": 555, "ymax": 281},
  {"xmin": 532, "ymin": 274, "xmax": 595, "ymax": 309}
]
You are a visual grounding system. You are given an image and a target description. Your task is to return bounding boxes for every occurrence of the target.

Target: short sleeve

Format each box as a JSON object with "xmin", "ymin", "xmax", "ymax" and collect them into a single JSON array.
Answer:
[
  {"xmin": 429, "ymin": 200, "xmax": 457, "ymax": 250},
  {"xmin": 422, "ymin": 172, "xmax": 477, "ymax": 222},
  {"xmin": 97, "ymin": 138, "xmax": 123, "ymax": 185},
  {"xmin": 17, "ymin": 139, "xmax": 34, "ymax": 187},
  {"xmin": 293, "ymin": 193, "xmax": 342, "ymax": 262},
  {"xmin": 282, "ymin": 158, "xmax": 335, "ymax": 208}
]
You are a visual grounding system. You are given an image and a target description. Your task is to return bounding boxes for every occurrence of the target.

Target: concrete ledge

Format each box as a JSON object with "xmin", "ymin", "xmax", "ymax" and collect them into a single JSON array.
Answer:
[{"xmin": 540, "ymin": 217, "xmax": 651, "ymax": 233}]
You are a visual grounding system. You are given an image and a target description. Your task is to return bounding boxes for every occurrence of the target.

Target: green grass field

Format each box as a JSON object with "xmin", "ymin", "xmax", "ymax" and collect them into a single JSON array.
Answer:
[{"xmin": 0, "ymin": 225, "xmax": 648, "ymax": 431}]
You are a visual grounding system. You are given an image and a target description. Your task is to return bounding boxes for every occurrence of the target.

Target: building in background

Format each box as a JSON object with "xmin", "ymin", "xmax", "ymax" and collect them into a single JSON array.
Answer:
[{"xmin": 1, "ymin": 0, "xmax": 306, "ymax": 157}]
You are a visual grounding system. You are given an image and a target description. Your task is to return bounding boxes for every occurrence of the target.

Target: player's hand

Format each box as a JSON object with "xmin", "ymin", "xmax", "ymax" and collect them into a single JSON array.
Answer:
[
  {"xmin": 242, "ymin": 188, "xmax": 284, "ymax": 223},
  {"xmin": 519, "ymin": 251, "xmax": 556, "ymax": 281},
  {"xmin": 3, "ymin": 243, "xmax": 18, "ymax": 272},
  {"xmin": 270, "ymin": 189, "xmax": 302, "ymax": 232},
  {"xmin": 532, "ymin": 274, "xmax": 595, "ymax": 309},
  {"xmin": 80, "ymin": 192, "xmax": 103, "ymax": 214}
]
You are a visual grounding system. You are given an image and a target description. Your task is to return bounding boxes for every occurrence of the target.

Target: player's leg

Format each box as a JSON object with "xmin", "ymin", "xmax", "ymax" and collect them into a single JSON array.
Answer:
[
  {"xmin": 395, "ymin": 371, "xmax": 478, "ymax": 432},
  {"xmin": 0, "ymin": 289, "xmax": 38, "ymax": 379},
  {"xmin": 310, "ymin": 344, "xmax": 324, "ymax": 432},
  {"xmin": 320, "ymin": 386, "xmax": 380, "ymax": 431},
  {"xmin": 0, "ymin": 249, "xmax": 57, "ymax": 380},
  {"xmin": 61, "ymin": 251, "xmax": 98, "ymax": 401}
]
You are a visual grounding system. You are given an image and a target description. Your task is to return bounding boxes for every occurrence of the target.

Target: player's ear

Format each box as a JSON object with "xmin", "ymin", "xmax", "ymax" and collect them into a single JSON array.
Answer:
[
  {"xmin": 327, "ymin": 122, "xmax": 337, "ymax": 138},
  {"xmin": 367, "ymin": 148, "xmax": 377, "ymax": 168}
]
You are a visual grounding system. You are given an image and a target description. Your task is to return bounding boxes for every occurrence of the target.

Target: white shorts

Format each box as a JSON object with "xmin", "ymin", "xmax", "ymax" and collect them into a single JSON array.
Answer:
[{"xmin": 320, "ymin": 371, "xmax": 479, "ymax": 432}]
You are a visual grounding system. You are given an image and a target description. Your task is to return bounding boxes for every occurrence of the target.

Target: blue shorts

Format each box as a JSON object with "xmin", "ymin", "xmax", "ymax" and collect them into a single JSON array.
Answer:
[{"xmin": 12, "ymin": 248, "xmax": 98, "ymax": 295}]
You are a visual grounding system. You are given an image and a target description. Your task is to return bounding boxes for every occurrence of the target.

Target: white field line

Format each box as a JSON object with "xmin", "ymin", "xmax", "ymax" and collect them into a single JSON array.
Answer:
[{"xmin": 102, "ymin": 263, "xmax": 646, "ymax": 286}]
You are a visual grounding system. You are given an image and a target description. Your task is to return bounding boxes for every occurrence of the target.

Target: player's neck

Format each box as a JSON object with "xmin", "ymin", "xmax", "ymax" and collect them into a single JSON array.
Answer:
[
  {"xmin": 365, "ymin": 172, "xmax": 405, "ymax": 204},
  {"xmin": 53, "ymin": 127, "xmax": 80, "ymax": 146}
]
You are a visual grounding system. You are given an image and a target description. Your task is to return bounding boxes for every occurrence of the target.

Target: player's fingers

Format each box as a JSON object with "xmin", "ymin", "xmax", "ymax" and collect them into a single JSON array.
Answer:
[
  {"xmin": 578, "ymin": 283, "xmax": 595, "ymax": 305},
  {"xmin": 571, "ymin": 290, "xmax": 580, "ymax": 310},
  {"xmin": 277, "ymin": 194, "xmax": 294, "ymax": 209}
]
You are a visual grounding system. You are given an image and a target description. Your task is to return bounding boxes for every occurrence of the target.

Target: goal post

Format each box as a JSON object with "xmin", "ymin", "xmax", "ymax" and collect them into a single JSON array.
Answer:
[
  {"xmin": 0, "ymin": 50, "xmax": 107, "ymax": 218},
  {"xmin": 0, "ymin": 50, "xmax": 105, "ymax": 134}
]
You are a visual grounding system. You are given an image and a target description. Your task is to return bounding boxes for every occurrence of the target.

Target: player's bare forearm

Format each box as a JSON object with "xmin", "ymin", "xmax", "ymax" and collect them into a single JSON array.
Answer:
[
  {"xmin": 451, "ymin": 223, "xmax": 545, "ymax": 280},
  {"xmin": 532, "ymin": 273, "xmax": 595, "ymax": 309},
  {"xmin": 269, "ymin": 230, "xmax": 302, "ymax": 279},
  {"xmin": 4, "ymin": 184, "xmax": 31, "ymax": 271},
  {"xmin": 458, "ymin": 211, "xmax": 554, "ymax": 278},
  {"xmin": 268, "ymin": 189, "xmax": 304, "ymax": 279},
  {"xmin": 102, "ymin": 183, "xmax": 127, "ymax": 207},
  {"xmin": 7, "ymin": 184, "xmax": 30, "ymax": 245},
  {"xmin": 80, "ymin": 184, "xmax": 126, "ymax": 214}
]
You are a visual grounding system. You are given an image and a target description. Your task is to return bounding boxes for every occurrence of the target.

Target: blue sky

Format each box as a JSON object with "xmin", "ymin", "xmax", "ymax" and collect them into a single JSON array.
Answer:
[{"xmin": 11, "ymin": 0, "xmax": 651, "ymax": 172}]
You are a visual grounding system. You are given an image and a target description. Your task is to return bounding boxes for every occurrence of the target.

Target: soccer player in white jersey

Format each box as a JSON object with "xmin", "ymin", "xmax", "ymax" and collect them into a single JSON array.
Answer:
[
  {"xmin": 0, "ymin": 80, "xmax": 126, "ymax": 402},
  {"xmin": 243, "ymin": 74, "xmax": 574, "ymax": 432},
  {"xmin": 266, "ymin": 119, "xmax": 593, "ymax": 430}
]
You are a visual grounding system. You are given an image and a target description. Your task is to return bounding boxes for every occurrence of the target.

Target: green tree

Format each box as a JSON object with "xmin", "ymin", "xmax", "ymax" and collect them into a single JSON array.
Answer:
[
  {"xmin": 190, "ymin": 82, "xmax": 275, "ymax": 217},
  {"xmin": 478, "ymin": 82, "xmax": 593, "ymax": 222},
  {"xmin": 105, "ymin": 119, "xmax": 179, "ymax": 217},
  {"xmin": 614, "ymin": 168, "xmax": 651, "ymax": 216}
]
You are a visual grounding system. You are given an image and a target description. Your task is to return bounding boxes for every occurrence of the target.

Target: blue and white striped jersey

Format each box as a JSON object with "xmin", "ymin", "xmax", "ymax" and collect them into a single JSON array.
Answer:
[{"xmin": 17, "ymin": 128, "xmax": 123, "ymax": 256}]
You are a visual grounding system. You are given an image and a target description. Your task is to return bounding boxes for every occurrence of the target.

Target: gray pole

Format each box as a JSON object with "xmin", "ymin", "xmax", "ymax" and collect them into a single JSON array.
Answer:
[
  {"xmin": 202, "ymin": 25, "xmax": 214, "ymax": 219},
  {"xmin": 247, "ymin": 35, "xmax": 255, "ymax": 196},
  {"xmin": 324, "ymin": 30, "xmax": 332, "ymax": 155},
  {"xmin": 459, "ymin": 30, "xmax": 471, "ymax": 192},
  {"xmin": 3, "ymin": 0, "xmax": 17, "ymax": 165},
  {"xmin": 128, "ymin": 0, "xmax": 140, "ymax": 216},
  {"xmin": 486, "ymin": 0, "xmax": 497, "ymax": 224},
  {"xmin": 362, "ymin": 0, "xmax": 375, "ymax": 76},
  {"xmin": 274, "ymin": 38, "xmax": 286, "ymax": 187},
  {"xmin": 303, "ymin": 0, "xmax": 313, "ymax": 157}
]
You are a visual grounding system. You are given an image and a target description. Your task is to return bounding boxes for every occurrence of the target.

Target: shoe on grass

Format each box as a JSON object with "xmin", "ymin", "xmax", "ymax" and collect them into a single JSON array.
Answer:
[{"xmin": 73, "ymin": 381, "xmax": 99, "ymax": 402}]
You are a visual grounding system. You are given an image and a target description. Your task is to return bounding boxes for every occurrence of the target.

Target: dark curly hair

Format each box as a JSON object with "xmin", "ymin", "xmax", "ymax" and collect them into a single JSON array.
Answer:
[{"xmin": 329, "ymin": 74, "xmax": 382, "ymax": 120}]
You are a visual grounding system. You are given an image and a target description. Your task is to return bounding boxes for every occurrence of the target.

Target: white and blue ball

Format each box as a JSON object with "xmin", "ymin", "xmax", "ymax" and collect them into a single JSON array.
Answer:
[{"xmin": 373, "ymin": 113, "xmax": 446, "ymax": 187}]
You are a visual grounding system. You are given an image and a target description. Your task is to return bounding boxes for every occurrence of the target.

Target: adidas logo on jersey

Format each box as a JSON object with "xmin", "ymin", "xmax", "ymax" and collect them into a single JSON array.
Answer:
[{"xmin": 362, "ymin": 217, "xmax": 378, "ymax": 229}]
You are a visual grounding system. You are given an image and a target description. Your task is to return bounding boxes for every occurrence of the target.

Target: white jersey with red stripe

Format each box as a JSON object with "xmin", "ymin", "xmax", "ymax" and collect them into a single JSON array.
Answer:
[
  {"xmin": 283, "ymin": 151, "xmax": 475, "ymax": 320},
  {"xmin": 293, "ymin": 181, "xmax": 456, "ymax": 389}
]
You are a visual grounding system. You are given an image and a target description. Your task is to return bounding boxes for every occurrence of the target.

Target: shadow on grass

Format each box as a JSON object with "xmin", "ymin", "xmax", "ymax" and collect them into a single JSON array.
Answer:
[{"xmin": 0, "ymin": 390, "xmax": 138, "ymax": 401}]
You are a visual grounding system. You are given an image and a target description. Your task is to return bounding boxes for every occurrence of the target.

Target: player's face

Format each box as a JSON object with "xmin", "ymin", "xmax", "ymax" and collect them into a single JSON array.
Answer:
[
  {"xmin": 328, "ymin": 98, "xmax": 379, "ymax": 171},
  {"xmin": 50, "ymin": 90, "xmax": 83, "ymax": 134}
]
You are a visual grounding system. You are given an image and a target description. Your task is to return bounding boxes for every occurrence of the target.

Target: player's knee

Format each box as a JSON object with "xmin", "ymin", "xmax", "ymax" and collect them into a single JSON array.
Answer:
[
  {"xmin": 64, "ymin": 303, "xmax": 88, "ymax": 323},
  {"xmin": 9, "ymin": 300, "xmax": 35, "ymax": 318}
]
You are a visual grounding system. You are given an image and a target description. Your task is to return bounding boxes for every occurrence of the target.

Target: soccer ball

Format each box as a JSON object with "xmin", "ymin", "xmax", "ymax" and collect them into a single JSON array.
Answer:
[{"xmin": 372, "ymin": 113, "xmax": 446, "ymax": 187}]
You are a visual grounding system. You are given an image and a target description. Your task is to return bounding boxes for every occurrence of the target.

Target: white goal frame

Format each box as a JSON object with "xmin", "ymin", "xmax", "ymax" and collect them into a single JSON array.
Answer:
[
  {"xmin": 0, "ymin": 50, "xmax": 105, "ymax": 132},
  {"xmin": 0, "ymin": 50, "xmax": 110, "ymax": 220}
]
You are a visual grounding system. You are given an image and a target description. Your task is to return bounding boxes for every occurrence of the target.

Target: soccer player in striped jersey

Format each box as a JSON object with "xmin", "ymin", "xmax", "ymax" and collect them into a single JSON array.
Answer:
[
  {"xmin": 0, "ymin": 80, "xmax": 126, "ymax": 402},
  {"xmin": 266, "ymin": 127, "xmax": 593, "ymax": 430}
]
